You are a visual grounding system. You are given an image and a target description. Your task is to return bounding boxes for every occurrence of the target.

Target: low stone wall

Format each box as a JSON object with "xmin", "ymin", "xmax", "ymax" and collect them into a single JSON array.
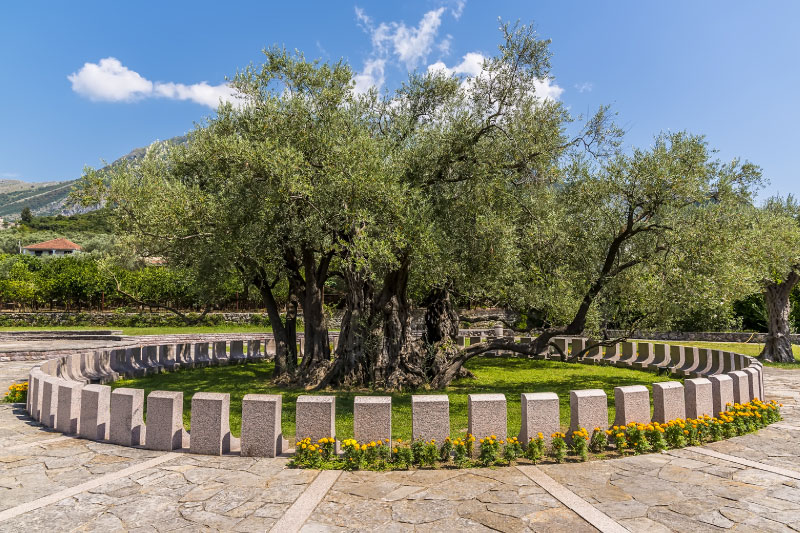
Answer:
[
  {"xmin": 23, "ymin": 335, "xmax": 766, "ymax": 458},
  {"xmin": 607, "ymin": 330, "xmax": 799, "ymax": 344}
]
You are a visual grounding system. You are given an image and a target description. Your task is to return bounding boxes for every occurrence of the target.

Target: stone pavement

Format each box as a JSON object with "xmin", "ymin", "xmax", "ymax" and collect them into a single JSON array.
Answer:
[{"xmin": 0, "ymin": 363, "xmax": 799, "ymax": 532}]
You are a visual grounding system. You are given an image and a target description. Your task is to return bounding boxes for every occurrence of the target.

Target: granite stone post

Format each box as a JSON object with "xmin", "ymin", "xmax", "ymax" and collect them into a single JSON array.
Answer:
[
  {"xmin": 212, "ymin": 341, "xmax": 229, "ymax": 365},
  {"xmin": 633, "ymin": 342, "xmax": 655, "ymax": 369},
  {"xmin": 296, "ymin": 395, "xmax": 336, "ymax": 444},
  {"xmin": 519, "ymin": 392, "xmax": 559, "ymax": 444},
  {"xmin": 722, "ymin": 352, "xmax": 734, "ymax": 374},
  {"xmin": 56, "ymin": 381, "xmax": 83, "ymax": 434},
  {"xmin": 684, "ymin": 378, "xmax": 713, "ymax": 419},
  {"xmin": 649, "ymin": 344, "xmax": 670, "ymax": 370},
  {"xmin": 158, "ymin": 344, "xmax": 180, "ymax": 372},
  {"xmin": 569, "ymin": 389, "xmax": 608, "ymax": 434},
  {"xmin": 709, "ymin": 374, "xmax": 734, "ymax": 417},
  {"xmin": 691, "ymin": 348, "xmax": 712, "ymax": 377},
  {"xmin": 126, "ymin": 347, "xmax": 147, "ymax": 377},
  {"xmin": 353, "ymin": 396, "xmax": 392, "ymax": 444},
  {"xmin": 40, "ymin": 377, "xmax": 59, "ymax": 428},
  {"xmin": 652, "ymin": 381, "xmax": 686, "ymax": 423},
  {"xmin": 678, "ymin": 347, "xmax": 699, "ymax": 377},
  {"xmin": 411, "ymin": 395, "xmax": 450, "ymax": 444},
  {"xmin": 617, "ymin": 342, "xmax": 637, "ymax": 367},
  {"xmin": 570, "ymin": 338, "xmax": 586, "ymax": 359},
  {"xmin": 79, "ymin": 384, "xmax": 111, "ymax": 441},
  {"xmin": 229, "ymin": 340, "xmax": 247, "ymax": 364},
  {"xmin": 29, "ymin": 370, "xmax": 43, "ymax": 420},
  {"xmin": 468, "ymin": 393, "xmax": 507, "ymax": 441},
  {"xmin": 668, "ymin": 345, "xmax": 685, "ymax": 376},
  {"xmin": 743, "ymin": 367, "xmax": 759, "ymax": 401},
  {"xmin": 146, "ymin": 391, "xmax": 187, "ymax": 451},
  {"xmin": 176, "ymin": 343, "xmax": 194, "ymax": 369},
  {"xmin": 603, "ymin": 344, "xmax": 621, "ymax": 366},
  {"xmin": 193, "ymin": 343, "xmax": 212, "ymax": 368},
  {"xmin": 241, "ymin": 394, "xmax": 286, "ymax": 457},
  {"xmin": 246, "ymin": 340, "xmax": 263, "ymax": 361},
  {"xmin": 613, "ymin": 385, "xmax": 650, "ymax": 426},
  {"xmin": 728, "ymin": 370, "xmax": 750, "ymax": 404},
  {"xmin": 110, "ymin": 388, "xmax": 145, "ymax": 446},
  {"xmin": 190, "ymin": 392, "xmax": 236, "ymax": 455}
]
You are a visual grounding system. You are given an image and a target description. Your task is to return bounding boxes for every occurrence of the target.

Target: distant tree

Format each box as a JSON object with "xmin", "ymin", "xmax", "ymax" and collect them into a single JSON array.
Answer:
[
  {"xmin": 753, "ymin": 197, "xmax": 800, "ymax": 363},
  {"xmin": 20, "ymin": 207, "xmax": 32, "ymax": 224}
]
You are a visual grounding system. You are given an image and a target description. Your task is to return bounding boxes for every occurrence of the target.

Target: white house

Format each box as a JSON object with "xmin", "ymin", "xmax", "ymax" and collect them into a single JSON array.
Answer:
[{"xmin": 21, "ymin": 238, "xmax": 82, "ymax": 256}]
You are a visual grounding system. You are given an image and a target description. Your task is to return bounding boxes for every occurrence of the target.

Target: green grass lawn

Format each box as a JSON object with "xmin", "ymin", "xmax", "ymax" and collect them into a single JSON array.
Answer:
[
  {"xmin": 651, "ymin": 340, "xmax": 800, "ymax": 369},
  {"xmin": 112, "ymin": 357, "xmax": 678, "ymax": 442}
]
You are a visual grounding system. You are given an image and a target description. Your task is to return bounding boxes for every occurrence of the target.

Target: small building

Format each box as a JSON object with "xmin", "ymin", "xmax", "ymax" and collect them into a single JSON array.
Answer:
[{"xmin": 21, "ymin": 238, "xmax": 82, "ymax": 256}]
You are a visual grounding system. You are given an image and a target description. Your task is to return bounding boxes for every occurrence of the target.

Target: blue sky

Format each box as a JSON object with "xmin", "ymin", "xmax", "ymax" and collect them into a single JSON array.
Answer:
[{"xmin": 1, "ymin": 1, "xmax": 798, "ymax": 200}]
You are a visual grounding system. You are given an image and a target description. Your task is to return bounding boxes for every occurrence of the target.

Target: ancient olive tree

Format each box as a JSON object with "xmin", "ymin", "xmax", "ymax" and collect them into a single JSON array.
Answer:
[{"xmin": 77, "ymin": 21, "xmax": 769, "ymax": 389}]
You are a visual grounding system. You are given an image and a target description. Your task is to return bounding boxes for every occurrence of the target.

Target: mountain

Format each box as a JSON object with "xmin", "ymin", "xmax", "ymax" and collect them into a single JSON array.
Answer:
[{"xmin": 0, "ymin": 135, "xmax": 187, "ymax": 219}]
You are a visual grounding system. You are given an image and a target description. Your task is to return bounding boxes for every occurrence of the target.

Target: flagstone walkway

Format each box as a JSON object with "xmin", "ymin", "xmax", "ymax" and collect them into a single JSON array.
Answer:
[{"xmin": 0, "ymin": 363, "xmax": 799, "ymax": 532}]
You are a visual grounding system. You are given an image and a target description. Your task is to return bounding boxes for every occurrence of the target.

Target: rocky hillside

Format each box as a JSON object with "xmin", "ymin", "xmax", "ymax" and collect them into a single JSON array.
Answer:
[{"xmin": 0, "ymin": 135, "xmax": 187, "ymax": 219}]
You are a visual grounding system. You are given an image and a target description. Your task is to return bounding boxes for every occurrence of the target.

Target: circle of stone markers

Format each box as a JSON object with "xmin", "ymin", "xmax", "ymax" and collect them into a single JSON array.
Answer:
[{"xmin": 26, "ymin": 333, "xmax": 764, "ymax": 458}]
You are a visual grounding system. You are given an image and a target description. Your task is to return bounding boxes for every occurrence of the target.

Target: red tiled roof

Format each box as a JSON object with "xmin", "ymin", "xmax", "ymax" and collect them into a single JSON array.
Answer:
[{"xmin": 22, "ymin": 238, "xmax": 83, "ymax": 251}]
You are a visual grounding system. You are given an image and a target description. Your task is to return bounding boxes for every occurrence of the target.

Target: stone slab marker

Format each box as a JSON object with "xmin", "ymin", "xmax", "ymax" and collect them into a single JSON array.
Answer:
[
  {"xmin": 412, "ymin": 395, "xmax": 450, "ymax": 444},
  {"xmin": 241, "ymin": 394, "xmax": 286, "ymax": 457},
  {"xmin": 729, "ymin": 370, "xmax": 750, "ymax": 404},
  {"xmin": 110, "ymin": 388, "xmax": 145, "ymax": 446},
  {"xmin": 158, "ymin": 345, "xmax": 179, "ymax": 371},
  {"xmin": 650, "ymin": 344, "xmax": 669, "ymax": 370},
  {"xmin": 613, "ymin": 385, "xmax": 650, "ymax": 426},
  {"xmin": 668, "ymin": 345, "xmax": 684, "ymax": 375},
  {"xmin": 692, "ymin": 349, "xmax": 712, "ymax": 377},
  {"xmin": 684, "ymin": 378, "xmax": 713, "ymax": 419},
  {"xmin": 708, "ymin": 350, "xmax": 724, "ymax": 375},
  {"xmin": 569, "ymin": 389, "xmax": 608, "ymax": 434},
  {"xmin": 212, "ymin": 341, "xmax": 229, "ymax": 365},
  {"xmin": 570, "ymin": 338, "xmax": 585, "ymax": 359},
  {"xmin": 743, "ymin": 367, "xmax": 759, "ymax": 401},
  {"xmin": 519, "ymin": 392, "xmax": 559, "ymax": 444},
  {"xmin": 709, "ymin": 374, "xmax": 734, "ymax": 417},
  {"xmin": 40, "ymin": 377, "xmax": 59, "ymax": 428},
  {"xmin": 229, "ymin": 340, "xmax": 246, "ymax": 364},
  {"xmin": 146, "ymin": 391, "xmax": 187, "ymax": 451},
  {"xmin": 193, "ymin": 343, "xmax": 212, "ymax": 367},
  {"xmin": 603, "ymin": 344, "xmax": 621, "ymax": 365},
  {"xmin": 296, "ymin": 395, "xmax": 336, "ymax": 444},
  {"xmin": 190, "ymin": 392, "xmax": 236, "ymax": 455},
  {"xmin": 247, "ymin": 340, "xmax": 263, "ymax": 361},
  {"xmin": 354, "ymin": 396, "xmax": 392, "ymax": 444},
  {"xmin": 56, "ymin": 381, "xmax": 83, "ymax": 434},
  {"xmin": 80, "ymin": 384, "xmax": 111, "ymax": 441},
  {"xmin": 468, "ymin": 394, "xmax": 507, "ymax": 441},
  {"xmin": 633, "ymin": 342, "xmax": 654, "ymax": 368},
  {"xmin": 652, "ymin": 381, "xmax": 686, "ymax": 423},
  {"xmin": 29, "ymin": 370, "xmax": 42, "ymax": 420},
  {"xmin": 617, "ymin": 341, "xmax": 636, "ymax": 366}
]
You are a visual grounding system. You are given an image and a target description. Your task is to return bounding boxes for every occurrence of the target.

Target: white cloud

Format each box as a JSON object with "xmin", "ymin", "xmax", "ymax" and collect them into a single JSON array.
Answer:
[
  {"xmin": 68, "ymin": 57, "xmax": 239, "ymax": 109},
  {"xmin": 575, "ymin": 82, "xmax": 593, "ymax": 93},
  {"xmin": 68, "ymin": 58, "xmax": 153, "ymax": 102},
  {"xmin": 353, "ymin": 58, "xmax": 386, "ymax": 94},
  {"xmin": 427, "ymin": 52, "xmax": 564, "ymax": 102},
  {"xmin": 373, "ymin": 7, "xmax": 446, "ymax": 70},
  {"xmin": 532, "ymin": 78, "xmax": 564, "ymax": 101},
  {"xmin": 353, "ymin": 5, "xmax": 454, "ymax": 92},
  {"xmin": 428, "ymin": 52, "xmax": 484, "ymax": 77},
  {"xmin": 451, "ymin": 0, "xmax": 466, "ymax": 20}
]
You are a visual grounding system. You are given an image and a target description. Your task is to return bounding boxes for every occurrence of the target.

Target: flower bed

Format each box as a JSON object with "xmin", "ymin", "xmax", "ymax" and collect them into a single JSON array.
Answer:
[
  {"xmin": 3, "ymin": 381, "xmax": 27, "ymax": 403},
  {"xmin": 288, "ymin": 399, "xmax": 781, "ymax": 470}
]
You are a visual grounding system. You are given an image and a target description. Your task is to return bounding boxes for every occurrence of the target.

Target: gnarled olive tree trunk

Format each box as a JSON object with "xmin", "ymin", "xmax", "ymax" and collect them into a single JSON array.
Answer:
[{"xmin": 761, "ymin": 271, "xmax": 799, "ymax": 363}]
